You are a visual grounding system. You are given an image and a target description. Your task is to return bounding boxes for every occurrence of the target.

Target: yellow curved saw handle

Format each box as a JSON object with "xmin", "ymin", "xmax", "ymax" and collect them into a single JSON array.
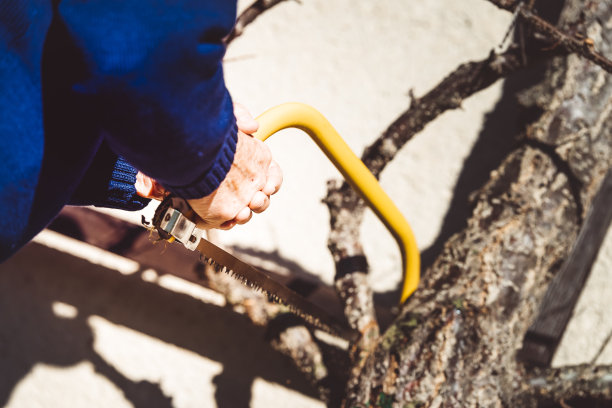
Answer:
[{"xmin": 253, "ymin": 102, "xmax": 420, "ymax": 303}]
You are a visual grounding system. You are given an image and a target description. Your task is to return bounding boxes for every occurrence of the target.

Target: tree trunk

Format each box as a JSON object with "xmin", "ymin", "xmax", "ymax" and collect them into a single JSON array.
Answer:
[{"xmin": 343, "ymin": 0, "xmax": 612, "ymax": 406}]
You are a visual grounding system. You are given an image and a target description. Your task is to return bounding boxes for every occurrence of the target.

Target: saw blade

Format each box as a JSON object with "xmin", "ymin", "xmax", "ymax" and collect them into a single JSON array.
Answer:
[
  {"xmin": 197, "ymin": 238, "xmax": 360, "ymax": 342},
  {"xmin": 152, "ymin": 197, "xmax": 359, "ymax": 342}
]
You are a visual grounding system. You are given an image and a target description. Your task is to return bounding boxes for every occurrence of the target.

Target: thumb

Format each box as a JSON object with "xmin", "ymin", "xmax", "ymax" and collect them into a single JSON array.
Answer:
[
  {"xmin": 135, "ymin": 172, "xmax": 167, "ymax": 200},
  {"xmin": 234, "ymin": 102, "xmax": 259, "ymax": 134}
]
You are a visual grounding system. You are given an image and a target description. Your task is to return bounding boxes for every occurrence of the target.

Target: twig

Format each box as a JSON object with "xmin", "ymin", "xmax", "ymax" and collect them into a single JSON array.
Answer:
[
  {"xmin": 488, "ymin": 0, "xmax": 522, "ymax": 9},
  {"xmin": 225, "ymin": 0, "xmax": 291, "ymax": 44},
  {"xmin": 265, "ymin": 314, "xmax": 332, "ymax": 403},
  {"xmin": 325, "ymin": 44, "xmax": 543, "ymax": 248},
  {"xmin": 591, "ymin": 329, "xmax": 612, "ymax": 365},
  {"xmin": 361, "ymin": 46, "xmax": 533, "ymax": 180},
  {"xmin": 487, "ymin": 0, "xmax": 612, "ymax": 73},
  {"xmin": 497, "ymin": 3, "xmax": 522, "ymax": 50},
  {"xmin": 521, "ymin": 8, "xmax": 612, "ymax": 73}
]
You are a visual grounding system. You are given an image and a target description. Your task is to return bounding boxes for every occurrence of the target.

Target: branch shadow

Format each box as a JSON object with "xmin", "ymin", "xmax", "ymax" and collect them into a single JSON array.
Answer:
[
  {"xmin": 364, "ymin": 66, "xmax": 542, "ymax": 310},
  {"xmin": 0, "ymin": 242, "xmax": 319, "ymax": 408},
  {"xmin": 418, "ymin": 34, "xmax": 560, "ymax": 271}
]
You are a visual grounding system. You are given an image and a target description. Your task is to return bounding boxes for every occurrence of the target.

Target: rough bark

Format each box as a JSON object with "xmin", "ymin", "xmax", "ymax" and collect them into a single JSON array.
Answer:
[
  {"xmin": 219, "ymin": 0, "xmax": 612, "ymax": 405},
  {"xmin": 323, "ymin": 5, "xmax": 577, "ymax": 352},
  {"xmin": 515, "ymin": 365, "xmax": 612, "ymax": 407},
  {"xmin": 324, "ymin": 42, "xmax": 542, "ymax": 357},
  {"xmin": 486, "ymin": 0, "xmax": 612, "ymax": 73},
  {"xmin": 342, "ymin": 0, "xmax": 612, "ymax": 406}
]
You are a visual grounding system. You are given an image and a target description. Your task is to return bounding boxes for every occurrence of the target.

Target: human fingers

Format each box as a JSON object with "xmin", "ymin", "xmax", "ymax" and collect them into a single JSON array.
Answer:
[
  {"xmin": 262, "ymin": 160, "xmax": 282, "ymax": 196},
  {"xmin": 249, "ymin": 190, "xmax": 270, "ymax": 213},
  {"xmin": 234, "ymin": 206, "xmax": 253, "ymax": 224},
  {"xmin": 234, "ymin": 103, "xmax": 259, "ymax": 134},
  {"xmin": 135, "ymin": 172, "xmax": 167, "ymax": 200},
  {"xmin": 218, "ymin": 205, "xmax": 253, "ymax": 230},
  {"xmin": 218, "ymin": 219, "xmax": 237, "ymax": 230},
  {"xmin": 187, "ymin": 128, "xmax": 272, "ymax": 230}
]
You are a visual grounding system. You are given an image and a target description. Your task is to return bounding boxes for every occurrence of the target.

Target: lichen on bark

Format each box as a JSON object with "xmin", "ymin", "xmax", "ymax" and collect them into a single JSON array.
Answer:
[{"xmin": 341, "ymin": 0, "xmax": 612, "ymax": 406}]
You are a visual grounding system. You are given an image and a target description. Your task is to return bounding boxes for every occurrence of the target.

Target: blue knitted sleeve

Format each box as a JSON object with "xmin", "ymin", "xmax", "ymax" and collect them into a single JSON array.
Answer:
[
  {"xmin": 57, "ymin": 0, "xmax": 238, "ymax": 199},
  {"xmin": 68, "ymin": 142, "xmax": 150, "ymax": 210}
]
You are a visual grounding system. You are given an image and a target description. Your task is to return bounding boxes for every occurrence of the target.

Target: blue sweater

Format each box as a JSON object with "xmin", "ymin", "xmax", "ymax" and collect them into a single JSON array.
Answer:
[{"xmin": 0, "ymin": 0, "xmax": 238, "ymax": 261}]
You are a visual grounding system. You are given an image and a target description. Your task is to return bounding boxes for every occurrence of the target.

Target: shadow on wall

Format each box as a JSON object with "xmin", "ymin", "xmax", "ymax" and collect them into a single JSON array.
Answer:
[
  {"xmin": 417, "ymin": 0, "xmax": 565, "ymax": 272},
  {"xmin": 418, "ymin": 36, "xmax": 559, "ymax": 270},
  {"xmin": 0, "ymin": 242, "xmax": 318, "ymax": 408},
  {"xmin": 372, "ymin": 68, "xmax": 539, "ymax": 307}
]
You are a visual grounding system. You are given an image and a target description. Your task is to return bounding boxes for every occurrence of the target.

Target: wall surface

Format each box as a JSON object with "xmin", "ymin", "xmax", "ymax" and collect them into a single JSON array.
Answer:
[{"xmin": 3, "ymin": 1, "xmax": 607, "ymax": 407}]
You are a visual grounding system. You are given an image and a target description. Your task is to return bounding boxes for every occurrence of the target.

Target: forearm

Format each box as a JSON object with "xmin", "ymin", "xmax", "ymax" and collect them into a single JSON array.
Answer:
[{"xmin": 56, "ymin": 0, "xmax": 239, "ymax": 199}]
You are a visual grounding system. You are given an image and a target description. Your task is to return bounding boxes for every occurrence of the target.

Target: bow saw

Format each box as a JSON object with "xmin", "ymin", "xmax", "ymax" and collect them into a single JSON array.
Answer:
[{"xmin": 151, "ymin": 102, "xmax": 420, "ymax": 342}]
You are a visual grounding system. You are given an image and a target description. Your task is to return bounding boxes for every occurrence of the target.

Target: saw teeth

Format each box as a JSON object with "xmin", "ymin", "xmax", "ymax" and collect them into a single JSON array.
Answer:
[{"xmin": 201, "ymin": 258, "xmax": 344, "ymax": 338}]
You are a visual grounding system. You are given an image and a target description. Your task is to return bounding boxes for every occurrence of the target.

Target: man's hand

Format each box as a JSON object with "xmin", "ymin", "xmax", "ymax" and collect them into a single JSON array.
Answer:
[{"xmin": 135, "ymin": 104, "xmax": 282, "ymax": 230}]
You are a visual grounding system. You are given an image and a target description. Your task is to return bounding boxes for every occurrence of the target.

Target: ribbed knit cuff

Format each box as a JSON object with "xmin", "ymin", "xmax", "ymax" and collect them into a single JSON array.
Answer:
[
  {"xmin": 164, "ymin": 123, "xmax": 237, "ymax": 199},
  {"xmin": 105, "ymin": 157, "xmax": 151, "ymax": 210}
]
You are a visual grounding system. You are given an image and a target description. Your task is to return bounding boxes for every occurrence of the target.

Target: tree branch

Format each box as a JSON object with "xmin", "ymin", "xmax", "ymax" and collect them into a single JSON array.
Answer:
[
  {"xmin": 343, "ymin": 0, "xmax": 612, "ymax": 404},
  {"xmin": 325, "ymin": 45, "xmax": 552, "ymax": 355},
  {"xmin": 521, "ymin": 7, "xmax": 612, "ymax": 73},
  {"xmin": 225, "ymin": 0, "xmax": 291, "ymax": 44},
  {"xmin": 487, "ymin": 0, "xmax": 522, "ymax": 10},
  {"xmin": 202, "ymin": 233, "xmax": 349, "ymax": 405},
  {"xmin": 325, "ymin": 43, "xmax": 555, "ymax": 251},
  {"xmin": 221, "ymin": 0, "xmax": 356, "ymax": 401},
  {"xmin": 487, "ymin": 0, "xmax": 612, "ymax": 73},
  {"xmin": 362, "ymin": 45, "xmax": 532, "ymax": 180},
  {"xmin": 329, "ymin": 0, "xmax": 611, "ymax": 375}
]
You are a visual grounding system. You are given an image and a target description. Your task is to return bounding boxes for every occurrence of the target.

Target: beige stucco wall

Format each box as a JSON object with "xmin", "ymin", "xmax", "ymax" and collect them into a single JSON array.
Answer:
[{"xmin": 3, "ymin": 1, "xmax": 608, "ymax": 407}]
